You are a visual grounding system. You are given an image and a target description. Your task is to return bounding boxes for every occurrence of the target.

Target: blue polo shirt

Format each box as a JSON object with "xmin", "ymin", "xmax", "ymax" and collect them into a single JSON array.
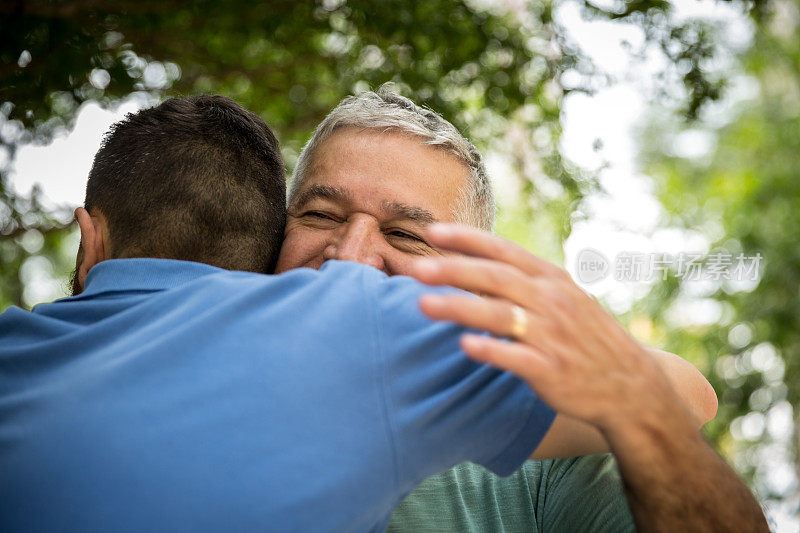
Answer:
[{"xmin": 0, "ymin": 259, "xmax": 554, "ymax": 532}]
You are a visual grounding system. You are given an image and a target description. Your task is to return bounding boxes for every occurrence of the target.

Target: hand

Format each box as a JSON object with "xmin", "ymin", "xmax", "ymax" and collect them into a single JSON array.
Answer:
[
  {"xmin": 411, "ymin": 224, "xmax": 767, "ymax": 532},
  {"xmin": 410, "ymin": 223, "xmax": 685, "ymax": 433}
]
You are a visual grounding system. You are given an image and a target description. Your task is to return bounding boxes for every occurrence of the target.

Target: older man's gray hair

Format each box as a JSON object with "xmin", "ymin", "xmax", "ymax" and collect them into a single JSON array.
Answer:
[{"xmin": 288, "ymin": 87, "xmax": 495, "ymax": 231}]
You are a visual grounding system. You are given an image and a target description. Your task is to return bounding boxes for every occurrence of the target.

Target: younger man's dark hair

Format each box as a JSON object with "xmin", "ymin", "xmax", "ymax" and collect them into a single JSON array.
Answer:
[{"xmin": 82, "ymin": 94, "xmax": 285, "ymax": 275}]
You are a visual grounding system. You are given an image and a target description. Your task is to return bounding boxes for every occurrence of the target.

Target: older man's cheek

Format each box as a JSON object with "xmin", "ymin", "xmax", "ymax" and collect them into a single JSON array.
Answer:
[{"xmin": 276, "ymin": 232, "xmax": 328, "ymax": 273}]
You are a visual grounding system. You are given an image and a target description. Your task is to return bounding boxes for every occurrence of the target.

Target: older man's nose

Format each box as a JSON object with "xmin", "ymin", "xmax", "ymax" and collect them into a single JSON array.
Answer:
[{"xmin": 323, "ymin": 221, "xmax": 386, "ymax": 271}]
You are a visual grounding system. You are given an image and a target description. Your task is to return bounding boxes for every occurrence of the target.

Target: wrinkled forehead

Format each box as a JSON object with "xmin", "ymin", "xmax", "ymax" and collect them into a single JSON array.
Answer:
[
  {"xmin": 294, "ymin": 128, "xmax": 469, "ymax": 220},
  {"xmin": 291, "ymin": 183, "xmax": 438, "ymax": 225},
  {"xmin": 306, "ymin": 126, "xmax": 446, "ymax": 169}
]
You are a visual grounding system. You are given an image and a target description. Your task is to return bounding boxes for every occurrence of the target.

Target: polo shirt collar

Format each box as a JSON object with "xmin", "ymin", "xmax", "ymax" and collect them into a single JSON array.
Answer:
[{"xmin": 80, "ymin": 258, "xmax": 226, "ymax": 297}]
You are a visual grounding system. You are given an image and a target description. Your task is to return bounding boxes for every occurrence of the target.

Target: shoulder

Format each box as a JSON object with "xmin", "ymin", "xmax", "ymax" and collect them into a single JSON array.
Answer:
[
  {"xmin": 198, "ymin": 261, "xmax": 378, "ymax": 302},
  {"xmin": 300, "ymin": 261, "xmax": 468, "ymax": 328}
]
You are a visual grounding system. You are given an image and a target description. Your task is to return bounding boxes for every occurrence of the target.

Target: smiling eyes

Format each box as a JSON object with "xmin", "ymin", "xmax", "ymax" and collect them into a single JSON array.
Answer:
[
  {"xmin": 299, "ymin": 211, "xmax": 426, "ymax": 244},
  {"xmin": 387, "ymin": 229, "xmax": 423, "ymax": 242},
  {"xmin": 305, "ymin": 211, "xmax": 335, "ymax": 221}
]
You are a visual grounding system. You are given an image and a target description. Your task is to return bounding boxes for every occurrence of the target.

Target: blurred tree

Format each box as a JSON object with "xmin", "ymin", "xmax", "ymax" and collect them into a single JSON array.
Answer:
[
  {"xmin": 637, "ymin": 0, "xmax": 800, "ymax": 508},
  {"xmin": 2, "ymin": 0, "xmax": 579, "ymax": 308},
  {"xmin": 1, "ymin": 0, "xmax": 750, "ymax": 309}
]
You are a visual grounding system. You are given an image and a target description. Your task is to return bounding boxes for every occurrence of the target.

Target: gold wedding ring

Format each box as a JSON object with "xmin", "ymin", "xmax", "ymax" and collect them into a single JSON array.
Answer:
[{"xmin": 509, "ymin": 305, "xmax": 528, "ymax": 340}]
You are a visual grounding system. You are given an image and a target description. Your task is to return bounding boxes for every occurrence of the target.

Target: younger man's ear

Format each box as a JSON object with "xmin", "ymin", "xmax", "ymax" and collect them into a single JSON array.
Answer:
[{"xmin": 74, "ymin": 207, "xmax": 107, "ymax": 290}]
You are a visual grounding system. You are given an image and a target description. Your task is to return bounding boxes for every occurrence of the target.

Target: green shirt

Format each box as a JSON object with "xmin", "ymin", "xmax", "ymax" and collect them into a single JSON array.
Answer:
[{"xmin": 388, "ymin": 455, "xmax": 635, "ymax": 532}]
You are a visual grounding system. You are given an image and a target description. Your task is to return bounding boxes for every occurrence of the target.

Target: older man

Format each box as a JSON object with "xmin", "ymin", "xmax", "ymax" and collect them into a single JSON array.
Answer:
[{"xmin": 275, "ymin": 88, "xmax": 767, "ymax": 531}]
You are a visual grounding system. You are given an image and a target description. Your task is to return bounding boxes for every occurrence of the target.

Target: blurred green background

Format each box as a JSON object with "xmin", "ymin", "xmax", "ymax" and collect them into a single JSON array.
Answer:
[{"xmin": 1, "ymin": 0, "xmax": 797, "ymax": 527}]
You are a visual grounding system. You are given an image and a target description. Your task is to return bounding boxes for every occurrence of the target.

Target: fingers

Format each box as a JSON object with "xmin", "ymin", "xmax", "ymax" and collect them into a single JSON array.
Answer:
[
  {"xmin": 411, "ymin": 255, "xmax": 533, "ymax": 304},
  {"xmin": 419, "ymin": 293, "xmax": 538, "ymax": 340},
  {"xmin": 424, "ymin": 223, "xmax": 565, "ymax": 279},
  {"xmin": 412, "ymin": 256, "xmax": 574, "ymax": 322},
  {"xmin": 460, "ymin": 334, "xmax": 555, "ymax": 385},
  {"xmin": 419, "ymin": 294, "xmax": 551, "ymax": 344}
]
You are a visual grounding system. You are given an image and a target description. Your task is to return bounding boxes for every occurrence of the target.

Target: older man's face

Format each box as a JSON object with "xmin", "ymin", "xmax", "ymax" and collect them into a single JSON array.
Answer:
[{"xmin": 275, "ymin": 128, "xmax": 468, "ymax": 276}]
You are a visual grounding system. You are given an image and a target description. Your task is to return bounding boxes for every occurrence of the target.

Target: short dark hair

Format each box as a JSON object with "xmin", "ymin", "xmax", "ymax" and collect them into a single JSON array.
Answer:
[{"xmin": 84, "ymin": 94, "xmax": 285, "ymax": 273}]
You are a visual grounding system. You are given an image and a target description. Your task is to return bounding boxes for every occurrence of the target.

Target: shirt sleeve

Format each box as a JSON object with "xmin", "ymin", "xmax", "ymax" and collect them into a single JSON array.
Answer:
[
  {"xmin": 364, "ymin": 268, "xmax": 556, "ymax": 489},
  {"xmin": 538, "ymin": 455, "xmax": 636, "ymax": 532}
]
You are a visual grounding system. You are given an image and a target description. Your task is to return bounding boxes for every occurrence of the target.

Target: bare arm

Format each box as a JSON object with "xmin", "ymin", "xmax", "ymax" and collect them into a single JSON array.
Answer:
[{"xmin": 645, "ymin": 345, "xmax": 718, "ymax": 425}]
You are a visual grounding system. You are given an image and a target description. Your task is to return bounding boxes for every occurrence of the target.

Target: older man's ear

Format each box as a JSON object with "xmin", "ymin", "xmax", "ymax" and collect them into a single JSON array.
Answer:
[{"xmin": 74, "ymin": 207, "xmax": 109, "ymax": 290}]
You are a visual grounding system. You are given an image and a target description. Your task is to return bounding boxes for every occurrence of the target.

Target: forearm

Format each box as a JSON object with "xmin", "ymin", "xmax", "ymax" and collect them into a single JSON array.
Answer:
[{"xmin": 603, "ymin": 386, "xmax": 768, "ymax": 532}]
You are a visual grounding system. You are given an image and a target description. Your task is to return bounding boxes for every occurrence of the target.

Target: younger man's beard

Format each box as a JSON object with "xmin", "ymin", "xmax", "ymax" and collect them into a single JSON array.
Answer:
[
  {"xmin": 70, "ymin": 243, "xmax": 84, "ymax": 296},
  {"xmin": 70, "ymin": 268, "xmax": 81, "ymax": 297}
]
